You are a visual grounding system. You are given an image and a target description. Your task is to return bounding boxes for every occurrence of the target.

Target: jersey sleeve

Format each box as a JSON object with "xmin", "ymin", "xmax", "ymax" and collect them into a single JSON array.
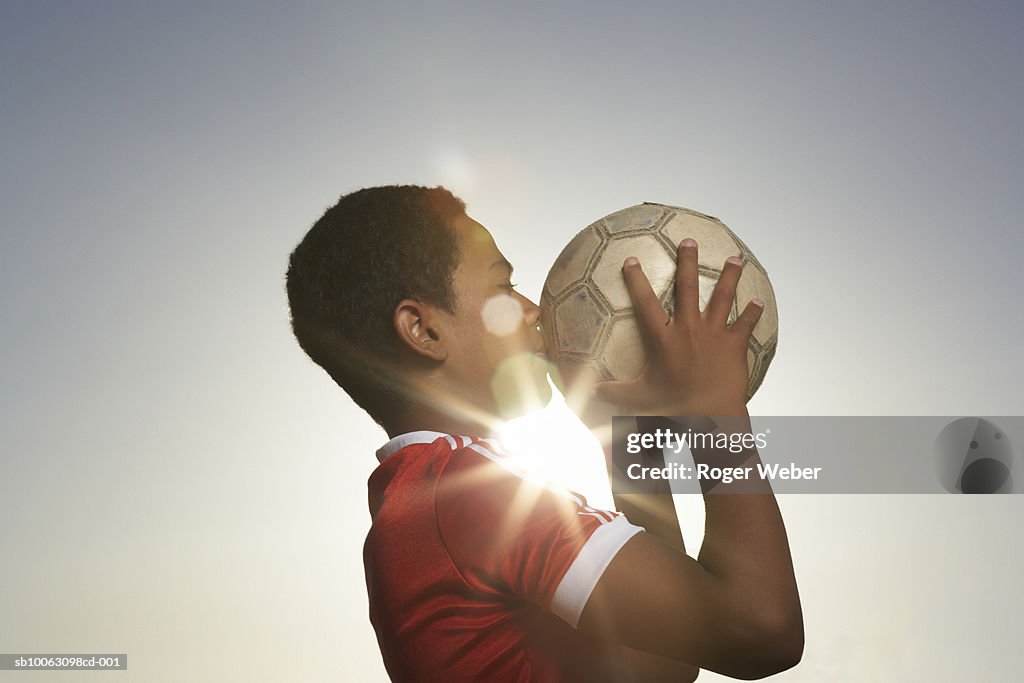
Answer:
[{"xmin": 436, "ymin": 440, "xmax": 644, "ymax": 628}]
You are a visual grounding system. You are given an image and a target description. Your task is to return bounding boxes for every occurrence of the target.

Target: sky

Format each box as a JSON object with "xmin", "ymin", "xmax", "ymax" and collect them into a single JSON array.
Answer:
[{"xmin": 1, "ymin": 1, "xmax": 1023, "ymax": 681}]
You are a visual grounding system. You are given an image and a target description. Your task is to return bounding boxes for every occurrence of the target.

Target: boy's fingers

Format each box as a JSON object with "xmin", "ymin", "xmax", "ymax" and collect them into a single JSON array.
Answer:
[
  {"xmin": 622, "ymin": 258, "xmax": 670, "ymax": 340},
  {"xmin": 706, "ymin": 256, "xmax": 743, "ymax": 326},
  {"xmin": 674, "ymin": 238, "xmax": 700, "ymax": 325},
  {"xmin": 731, "ymin": 298, "xmax": 765, "ymax": 339}
]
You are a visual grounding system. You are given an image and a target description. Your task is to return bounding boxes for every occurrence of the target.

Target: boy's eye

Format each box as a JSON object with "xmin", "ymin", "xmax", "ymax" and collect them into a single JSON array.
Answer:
[{"xmin": 501, "ymin": 282, "xmax": 518, "ymax": 291}]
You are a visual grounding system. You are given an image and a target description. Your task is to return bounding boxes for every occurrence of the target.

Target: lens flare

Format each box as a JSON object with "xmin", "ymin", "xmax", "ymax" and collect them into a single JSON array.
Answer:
[
  {"xmin": 481, "ymin": 294, "xmax": 524, "ymax": 336},
  {"xmin": 497, "ymin": 383, "xmax": 614, "ymax": 510},
  {"xmin": 490, "ymin": 352, "xmax": 551, "ymax": 419}
]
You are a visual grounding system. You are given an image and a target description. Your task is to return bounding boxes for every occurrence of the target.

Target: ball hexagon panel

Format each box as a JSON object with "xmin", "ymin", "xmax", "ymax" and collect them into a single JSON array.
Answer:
[
  {"xmin": 602, "ymin": 205, "xmax": 664, "ymax": 234},
  {"xmin": 591, "ymin": 234, "xmax": 675, "ymax": 310},
  {"xmin": 550, "ymin": 284, "xmax": 609, "ymax": 357},
  {"xmin": 745, "ymin": 332, "xmax": 775, "ymax": 398},
  {"xmin": 734, "ymin": 264, "xmax": 778, "ymax": 341},
  {"xmin": 602, "ymin": 316, "xmax": 645, "ymax": 381},
  {"xmin": 659, "ymin": 210, "xmax": 738, "ymax": 258},
  {"xmin": 544, "ymin": 226, "xmax": 603, "ymax": 300}
]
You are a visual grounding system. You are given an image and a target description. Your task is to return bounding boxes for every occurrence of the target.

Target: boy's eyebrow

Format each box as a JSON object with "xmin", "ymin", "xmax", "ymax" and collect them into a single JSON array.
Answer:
[{"xmin": 490, "ymin": 259, "xmax": 514, "ymax": 276}]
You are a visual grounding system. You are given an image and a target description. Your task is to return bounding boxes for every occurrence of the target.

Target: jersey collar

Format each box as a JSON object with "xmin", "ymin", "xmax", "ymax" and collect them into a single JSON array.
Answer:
[
  {"xmin": 376, "ymin": 431, "xmax": 453, "ymax": 463},
  {"xmin": 376, "ymin": 431, "xmax": 508, "ymax": 463}
]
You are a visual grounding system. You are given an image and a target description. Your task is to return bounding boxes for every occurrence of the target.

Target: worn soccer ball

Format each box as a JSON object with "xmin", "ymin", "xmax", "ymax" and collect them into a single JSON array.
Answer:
[{"xmin": 540, "ymin": 203, "xmax": 778, "ymax": 401}]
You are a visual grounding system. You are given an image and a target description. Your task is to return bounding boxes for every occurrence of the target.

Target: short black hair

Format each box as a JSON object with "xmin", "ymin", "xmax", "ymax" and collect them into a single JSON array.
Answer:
[{"xmin": 286, "ymin": 185, "xmax": 466, "ymax": 424}]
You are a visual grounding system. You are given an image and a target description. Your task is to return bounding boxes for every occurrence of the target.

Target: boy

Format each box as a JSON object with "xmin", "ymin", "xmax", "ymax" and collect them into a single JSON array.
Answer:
[{"xmin": 286, "ymin": 185, "xmax": 802, "ymax": 681}]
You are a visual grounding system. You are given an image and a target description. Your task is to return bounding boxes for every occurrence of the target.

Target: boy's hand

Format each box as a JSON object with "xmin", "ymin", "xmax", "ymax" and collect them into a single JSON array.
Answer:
[{"xmin": 594, "ymin": 238, "xmax": 763, "ymax": 417}]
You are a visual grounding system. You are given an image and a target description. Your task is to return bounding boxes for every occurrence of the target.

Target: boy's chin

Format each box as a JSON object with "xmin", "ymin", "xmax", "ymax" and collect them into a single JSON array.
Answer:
[{"xmin": 490, "ymin": 352, "xmax": 553, "ymax": 420}]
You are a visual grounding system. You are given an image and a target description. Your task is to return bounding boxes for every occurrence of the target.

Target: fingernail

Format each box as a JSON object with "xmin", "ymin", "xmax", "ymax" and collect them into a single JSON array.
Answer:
[
  {"xmin": 752, "ymin": 298, "xmax": 764, "ymax": 307},
  {"xmin": 681, "ymin": 238, "xmax": 697, "ymax": 248},
  {"xmin": 727, "ymin": 255, "xmax": 743, "ymax": 266},
  {"xmin": 624, "ymin": 256, "xmax": 639, "ymax": 267}
]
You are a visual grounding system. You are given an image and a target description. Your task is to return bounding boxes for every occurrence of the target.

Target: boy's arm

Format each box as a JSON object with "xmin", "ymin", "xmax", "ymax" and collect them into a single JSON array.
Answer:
[
  {"xmin": 608, "ymin": 418, "xmax": 701, "ymax": 681},
  {"xmin": 611, "ymin": 487, "xmax": 701, "ymax": 682},
  {"xmin": 575, "ymin": 242, "xmax": 803, "ymax": 679}
]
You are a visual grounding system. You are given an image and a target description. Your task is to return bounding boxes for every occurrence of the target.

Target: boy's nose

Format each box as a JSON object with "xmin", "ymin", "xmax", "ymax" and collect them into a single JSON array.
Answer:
[{"xmin": 517, "ymin": 293, "xmax": 542, "ymax": 327}]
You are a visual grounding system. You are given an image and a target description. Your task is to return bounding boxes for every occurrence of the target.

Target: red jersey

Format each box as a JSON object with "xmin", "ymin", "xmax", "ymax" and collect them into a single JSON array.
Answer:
[{"xmin": 364, "ymin": 431, "xmax": 644, "ymax": 682}]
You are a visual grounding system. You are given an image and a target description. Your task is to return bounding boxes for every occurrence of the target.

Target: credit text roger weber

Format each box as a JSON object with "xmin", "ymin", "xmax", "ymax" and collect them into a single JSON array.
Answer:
[{"xmin": 625, "ymin": 461, "xmax": 822, "ymax": 482}]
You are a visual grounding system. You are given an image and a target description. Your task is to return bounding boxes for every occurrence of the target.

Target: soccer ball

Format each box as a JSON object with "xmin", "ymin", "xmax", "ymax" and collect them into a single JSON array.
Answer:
[{"xmin": 540, "ymin": 203, "xmax": 778, "ymax": 401}]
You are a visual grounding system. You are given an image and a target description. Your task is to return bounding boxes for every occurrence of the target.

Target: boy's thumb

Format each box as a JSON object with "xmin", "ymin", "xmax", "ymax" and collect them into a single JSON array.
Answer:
[{"xmin": 592, "ymin": 379, "xmax": 645, "ymax": 408}]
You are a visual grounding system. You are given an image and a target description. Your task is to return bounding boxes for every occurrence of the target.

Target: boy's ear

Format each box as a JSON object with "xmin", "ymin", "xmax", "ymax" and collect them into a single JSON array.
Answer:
[{"xmin": 393, "ymin": 299, "xmax": 448, "ymax": 362}]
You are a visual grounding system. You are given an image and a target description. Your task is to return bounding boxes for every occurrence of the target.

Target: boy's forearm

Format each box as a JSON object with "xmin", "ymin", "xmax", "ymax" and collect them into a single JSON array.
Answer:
[
  {"xmin": 610, "ymin": 411, "xmax": 801, "ymax": 650},
  {"xmin": 606, "ymin": 420, "xmax": 697, "ymax": 677},
  {"xmin": 689, "ymin": 412, "xmax": 802, "ymax": 644},
  {"xmin": 583, "ymin": 409, "xmax": 801, "ymax": 674},
  {"xmin": 610, "ymin": 488, "xmax": 699, "ymax": 679}
]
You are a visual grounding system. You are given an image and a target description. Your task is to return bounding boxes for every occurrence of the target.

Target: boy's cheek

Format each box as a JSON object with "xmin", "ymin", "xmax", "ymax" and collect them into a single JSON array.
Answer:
[
  {"xmin": 482, "ymin": 327, "xmax": 534, "ymax": 366},
  {"xmin": 475, "ymin": 295, "xmax": 549, "ymax": 414},
  {"xmin": 479, "ymin": 301, "xmax": 535, "ymax": 364}
]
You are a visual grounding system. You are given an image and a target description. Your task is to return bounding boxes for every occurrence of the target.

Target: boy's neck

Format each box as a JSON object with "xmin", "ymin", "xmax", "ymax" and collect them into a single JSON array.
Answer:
[{"xmin": 384, "ymin": 405, "xmax": 494, "ymax": 441}]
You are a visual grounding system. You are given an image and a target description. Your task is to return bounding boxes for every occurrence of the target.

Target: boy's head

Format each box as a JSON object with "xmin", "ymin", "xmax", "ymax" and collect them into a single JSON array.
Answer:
[{"xmin": 286, "ymin": 185, "xmax": 550, "ymax": 430}]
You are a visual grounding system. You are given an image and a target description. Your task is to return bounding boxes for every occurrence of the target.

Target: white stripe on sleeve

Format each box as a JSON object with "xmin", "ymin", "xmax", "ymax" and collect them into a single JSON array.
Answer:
[{"xmin": 550, "ymin": 515, "xmax": 645, "ymax": 629}]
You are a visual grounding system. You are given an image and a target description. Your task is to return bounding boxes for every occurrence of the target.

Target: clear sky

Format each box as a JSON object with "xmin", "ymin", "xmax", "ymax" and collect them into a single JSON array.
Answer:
[{"xmin": 2, "ymin": 2, "xmax": 1022, "ymax": 680}]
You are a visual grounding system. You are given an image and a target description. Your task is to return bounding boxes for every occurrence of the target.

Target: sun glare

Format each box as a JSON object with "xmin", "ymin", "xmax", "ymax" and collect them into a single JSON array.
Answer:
[
  {"xmin": 437, "ymin": 148, "xmax": 478, "ymax": 192},
  {"xmin": 496, "ymin": 382, "xmax": 615, "ymax": 510}
]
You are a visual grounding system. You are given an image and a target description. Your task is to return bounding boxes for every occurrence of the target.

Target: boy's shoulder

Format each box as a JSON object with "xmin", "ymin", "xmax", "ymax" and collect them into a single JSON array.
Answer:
[
  {"xmin": 368, "ymin": 431, "xmax": 540, "ymax": 520},
  {"xmin": 371, "ymin": 431, "xmax": 577, "ymax": 517},
  {"xmin": 369, "ymin": 430, "xmax": 643, "ymax": 628}
]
